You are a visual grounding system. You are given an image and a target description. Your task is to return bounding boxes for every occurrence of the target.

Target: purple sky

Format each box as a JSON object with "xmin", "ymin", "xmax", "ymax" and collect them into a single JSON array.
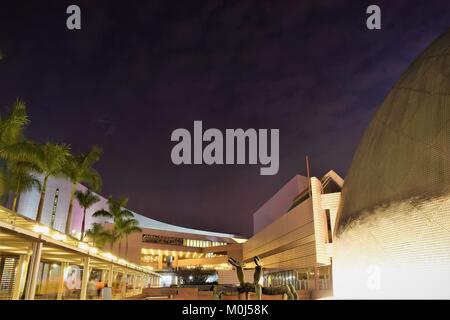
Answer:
[{"xmin": 0, "ymin": 1, "xmax": 449, "ymax": 237}]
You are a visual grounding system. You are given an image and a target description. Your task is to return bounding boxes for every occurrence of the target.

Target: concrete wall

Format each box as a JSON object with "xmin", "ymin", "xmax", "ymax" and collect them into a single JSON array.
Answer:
[
  {"xmin": 244, "ymin": 177, "xmax": 341, "ymax": 270},
  {"xmin": 244, "ymin": 198, "xmax": 316, "ymax": 269},
  {"xmin": 217, "ymin": 269, "xmax": 255, "ymax": 285},
  {"xmin": 253, "ymin": 175, "xmax": 309, "ymax": 234},
  {"xmin": 17, "ymin": 176, "xmax": 109, "ymax": 235}
]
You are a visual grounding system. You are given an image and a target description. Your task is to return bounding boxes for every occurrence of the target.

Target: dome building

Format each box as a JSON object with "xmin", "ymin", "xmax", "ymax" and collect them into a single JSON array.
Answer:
[{"xmin": 333, "ymin": 28, "xmax": 450, "ymax": 299}]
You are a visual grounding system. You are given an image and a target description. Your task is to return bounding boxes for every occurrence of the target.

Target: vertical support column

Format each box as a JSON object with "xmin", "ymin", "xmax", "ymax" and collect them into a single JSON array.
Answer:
[
  {"xmin": 80, "ymin": 257, "xmax": 91, "ymax": 300},
  {"xmin": 57, "ymin": 262, "xmax": 69, "ymax": 300},
  {"xmin": 173, "ymin": 254, "xmax": 178, "ymax": 269},
  {"xmin": 101, "ymin": 269, "xmax": 106, "ymax": 282},
  {"xmin": 121, "ymin": 271, "xmax": 128, "ymax": 299},
  {"xmin": 12, "ymin": 254, "xmax": 28, "ymax": 300},
  {"xmin": 314, "ymin": 265, "xmax": 320, "ymax": 292},
  {"xmin": 24, "ymin": 242, "xmax": 43, "ymax": 300},
  {"xmin": 329, "ymin": 259, "xmax": 333, "ymax": 291},
  {"xmin": 132, "ymin": 274, "xmax": 137, "ymax": 294},
  {"xmin": 157, "ymin": 255, "xmax": 163, "ymax": 270},
  {"xmin": 138, "ymin": 275, "xmax": 142, "ymax": 292},
  {"xmin": 108, "ymin": 264, "xmax": 114, "ymax": 287}
]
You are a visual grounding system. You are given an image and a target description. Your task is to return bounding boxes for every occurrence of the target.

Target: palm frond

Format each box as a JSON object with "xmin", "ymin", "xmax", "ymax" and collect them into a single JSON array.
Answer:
[
  {"xmin": 42, "ymin": 142, "xmax": 71, "ymax": 175},
  {"xmin": 63, "ymin": 146, "xmax": 103, "ymax": 191},
  {"xmin": 0, "ymin": 99, "xmax": 29, "ymax": 147},
  {"xmin": 92, "ymin": 208, "xmax": 113, "ymax": 219},
  {"xmin": 81, "ymin": 168, "xmax": 102, "ymax": 191},
  {"xmin": 75, "ymin": 189, "xmax": 100, "ymax": 209},
  {"xmin": 0, "ymin": 141, "xmax": 43, "ymax": 167},
  {"xmin": 81, "ymin": 146, "xmax": 103, "ymax": 168},
  {"xmin": 120, "ymin": 209, "xmax": 134, "ymax": 219}
]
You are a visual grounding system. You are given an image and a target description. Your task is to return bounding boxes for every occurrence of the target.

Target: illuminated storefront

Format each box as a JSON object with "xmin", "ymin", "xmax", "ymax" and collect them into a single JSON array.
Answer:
[{"xmin": 0, "ymin": 205, "xmax": 160, "ymax": 300}]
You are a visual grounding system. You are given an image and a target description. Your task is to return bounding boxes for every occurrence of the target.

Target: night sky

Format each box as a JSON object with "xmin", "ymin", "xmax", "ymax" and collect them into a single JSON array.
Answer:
[{"xmin": 0, "ymin": 1, "xmax": 449, "ymax": 237}]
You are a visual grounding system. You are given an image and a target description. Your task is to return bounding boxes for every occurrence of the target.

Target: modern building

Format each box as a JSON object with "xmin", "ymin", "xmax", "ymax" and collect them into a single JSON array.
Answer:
[
  {"xmin": 0, "ymin": 205, "xmax": 159, "ymax": 300},
  {"xmin": 243, "ymin": 171, "xmax": 343, "ymax": 299},
  {"xmin": 115, "ymin": 223, "xmax": 246, "ymax": 287},
  {"xmin": 2, "ymin": 167, "xmax": 344, "ymax": 299},
  {"xmin": 5, "ymin": 175, "xmax": 246, "ymax": 291}
]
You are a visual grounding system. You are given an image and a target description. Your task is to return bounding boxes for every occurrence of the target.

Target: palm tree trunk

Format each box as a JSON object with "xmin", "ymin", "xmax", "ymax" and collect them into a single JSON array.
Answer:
[
  {"xmin": 0, "ymin": 162, "xmax": 10, "ymax": 206},
  {"xmin": 11, "ymin": 192, "xmax": 18, "ymax": 212},
  {"xmin": 118, "ymin": 240, "xmax": 122, "ymax": 257},
  {"xmin": 15, "ymin": 192, "xmax": 21, "ymax": 212},
  {"xmin": 80, "ymin": 208, "xmax": 87, "ymax": 241},
  {"xmin": 126, "ymin": 236, "xmax": 129, "ymax": 258},
  {"xmin": 11, "ymin": 179, "xmax": 21, "ymax": 212},
  {"xmin": 36, "ymin": 175, "xmax": 48, "ymax": 223},
  {"xmin": 65, "ymin": 183, "xmax": 76, "ymax": 235}
]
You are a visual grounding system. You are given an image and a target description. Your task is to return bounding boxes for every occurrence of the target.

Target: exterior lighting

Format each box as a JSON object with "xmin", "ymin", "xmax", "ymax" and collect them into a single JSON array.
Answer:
[
  {"xmin": 52, "ymin": 233, "xmax": 66, "ymax": 241},
  {"xmin": 101, "ymin": 252, "xmax": 117, "ymax": 261},
  {"xmin": 89, "ymin": 247, "xmax": 98, "ymax": 254},
  {"xmin": 33, "ymin": 225, "xmax": 50, "ymax": 235},
  {"xmin": 118, "ymin": 259, "xmax": 127, "ymax": 265},
  {"xmin": 78, "ymin": 242, "xmax": 89, "ymax": 251}
]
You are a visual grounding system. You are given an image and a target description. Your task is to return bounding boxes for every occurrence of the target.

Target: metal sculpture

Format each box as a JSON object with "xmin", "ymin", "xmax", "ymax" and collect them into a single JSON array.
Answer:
[{"xmin": 213, "ymin": 256, "xmax": 298, "ymax": 300}]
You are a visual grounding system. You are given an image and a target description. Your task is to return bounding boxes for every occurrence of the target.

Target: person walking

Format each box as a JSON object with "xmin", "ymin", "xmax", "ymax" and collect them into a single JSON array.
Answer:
[
  {"xmin": 87, "ymin": 279, "xmax": 97, "ymax": 299},
  {"xmin": 101, "ymin": 283, "xmax": 113, "ymax": 300},
  {"xmin": 96, "ymin": 280, "xmax": 104, "ymax": 298}
]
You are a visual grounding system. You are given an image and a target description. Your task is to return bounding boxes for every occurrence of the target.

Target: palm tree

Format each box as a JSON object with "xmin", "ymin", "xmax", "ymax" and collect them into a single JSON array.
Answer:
[
  {"xmin": 0, "ymin": 99, "xmax": 29, "ymax": 202},
  {"xmin": 85, "ymin": 223, "xmax": 112, "ymax": 248},
  {"xmin": 93, "ymin": 197, "xmax": 134, "ymax": 256},
  {"xmin": 75, "ymin": 189, "xmax": 100, "ymax": 240},
  {"xmin": 64, "ymin": 147, "xmax": 102, "ymax": 234},
  {"xmin": 7, "ymin": 163, "xmax": 41, "ymax": 212},
  {"xmin": 33, "ymin": 143, "xmax": 71, "ymax": 222},
  {"xmin": 3, "ymin": 142, "xmax": 71, "ymax": 222},
  {"xmin": 121, "ymin": 218, "xmax": 141, "ymax": 258}
]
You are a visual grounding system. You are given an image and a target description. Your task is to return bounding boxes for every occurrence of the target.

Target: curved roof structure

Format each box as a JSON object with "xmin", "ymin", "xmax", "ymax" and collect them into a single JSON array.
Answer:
[
  {"xmin": 132, "ymin": 211, "xmax": 239, "ymax": 239},
  {"xmin": 337, "ymin": 28, "xmax": 450, "ymax": 233},
  {"xmin": 16, "ymin": 175, "xmax": 242, "ymax": 240}
]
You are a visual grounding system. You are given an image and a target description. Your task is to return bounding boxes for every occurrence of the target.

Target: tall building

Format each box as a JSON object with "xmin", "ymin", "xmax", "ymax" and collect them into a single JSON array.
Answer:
[{"xmin": 243, "ymin": 170, "xmax": 343, "ymax": 299}]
